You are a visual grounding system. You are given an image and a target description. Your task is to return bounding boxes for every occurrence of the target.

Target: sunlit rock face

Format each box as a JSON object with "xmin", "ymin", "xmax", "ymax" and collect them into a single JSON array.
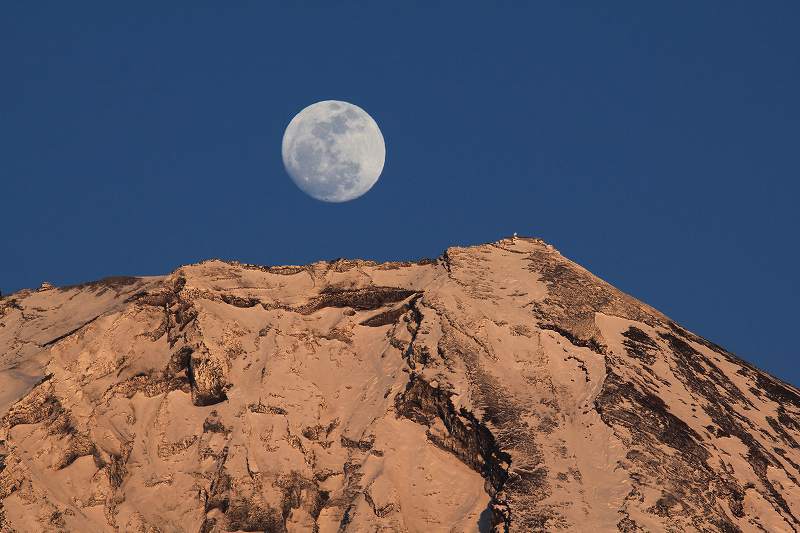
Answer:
[
  {"xmin": 1, "ymin": 237, "xmax": 800, "ymax": 532},
  {"xmin": 282, "ymin": 100, "xmax": 386, "ymax": 203}
]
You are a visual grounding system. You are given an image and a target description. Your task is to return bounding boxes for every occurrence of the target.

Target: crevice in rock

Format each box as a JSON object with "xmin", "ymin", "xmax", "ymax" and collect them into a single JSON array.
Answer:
[
  {"xmin": 106, "ymin": 443, "xmax": 132, "ymax": 490},
  {"xmin": 340, "ymin": 434, "xmax": 374, "ymax": 452},
  {"xmin": 248, "ymin": 401, "xmax": 287, "ymax": 415},
  {"xmin": 102, "ymin": 370, "xmax": 191, "ymax": 400},
  {"xmin": 41, "ymin": 315, "xmax": 101, "ymax": 347},
  {"xmin": 203, "ymin": 411, "xmax": 230, "ymax": 435},
  {"xmin": 395, "ymin": 373, "xmax": 512, "ymax": 531},
  {"xmin": 301, "ymin": 420, "xmax": 338, "ymax": 446},
  {"xmin": 364, "ymin": 486, "xmax": 395, "ymax": 518},
  {"xmin": 360, "ymin": 302, "xmax": 413, "ymax": 327},
  {"xmin": 298, "ymin": 286, "xmax": 419, "ymax": 315},
  {"xmin": 220, "ymin": 294, "xmax": 261, "ymax": 308},
  {"xmin": 538, "ymin": 323, "xmax": 605, "ymax": 354},
  {"xmin": 56, "ymin": 434, "xmax": 99, "ymax": 470},
  {"xmin": 564, "ymin": 355, "xmax": 589, "ymax": 382}
]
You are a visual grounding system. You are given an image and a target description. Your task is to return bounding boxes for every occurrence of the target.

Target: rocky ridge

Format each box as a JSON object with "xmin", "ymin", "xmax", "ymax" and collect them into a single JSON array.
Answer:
[{"xmin": 1, "ymin": 237, "xmax": 799, "ymax": 532}]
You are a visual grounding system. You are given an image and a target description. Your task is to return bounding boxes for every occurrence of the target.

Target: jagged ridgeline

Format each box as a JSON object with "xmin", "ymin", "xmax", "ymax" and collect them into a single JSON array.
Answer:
[{"xmin": 1, "ymin": 237, "xmax": 799, "ymax": 532}]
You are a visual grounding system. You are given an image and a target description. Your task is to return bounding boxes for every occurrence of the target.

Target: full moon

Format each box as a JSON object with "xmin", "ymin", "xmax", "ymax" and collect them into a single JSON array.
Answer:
[{"xmin": 281, "ymin": 100, "xmax": 386, "ymax": 203}]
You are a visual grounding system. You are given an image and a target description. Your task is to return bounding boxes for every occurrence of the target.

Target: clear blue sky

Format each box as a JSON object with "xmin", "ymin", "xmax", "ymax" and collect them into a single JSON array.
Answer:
[{"xmin": 2, "ymin": 3, "xmax": 798, "ymax": 383}]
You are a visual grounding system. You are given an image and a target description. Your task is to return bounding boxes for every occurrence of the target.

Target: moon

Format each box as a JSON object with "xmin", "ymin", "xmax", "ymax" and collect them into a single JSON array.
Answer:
[{"xmin": 281, "ymin": 100, "xmax": 386, "ymax": 203}]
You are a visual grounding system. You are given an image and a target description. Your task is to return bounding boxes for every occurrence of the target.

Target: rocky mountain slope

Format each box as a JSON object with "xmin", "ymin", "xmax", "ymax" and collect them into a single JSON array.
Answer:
[{"xmin": 1, "ymin": 237, "xmax": 799, "ymax": 532}]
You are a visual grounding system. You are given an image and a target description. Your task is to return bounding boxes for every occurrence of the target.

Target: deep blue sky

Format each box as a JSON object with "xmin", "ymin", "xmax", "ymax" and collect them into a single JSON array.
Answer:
[{"xmin": 2, "ymin": 4, "xmax": 798, "ymax": 383}]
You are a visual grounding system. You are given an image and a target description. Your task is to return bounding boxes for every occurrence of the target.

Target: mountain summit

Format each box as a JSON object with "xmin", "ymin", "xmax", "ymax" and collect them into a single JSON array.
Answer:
[{"xmin": 1, "ymin": 237, "xmax": 798, "ymax": 532}]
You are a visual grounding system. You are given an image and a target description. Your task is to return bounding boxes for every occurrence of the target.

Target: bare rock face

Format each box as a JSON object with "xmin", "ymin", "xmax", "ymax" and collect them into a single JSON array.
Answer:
[{"xmin": 1, "ymin": 237, "xmax": 799, "ymax": 532}]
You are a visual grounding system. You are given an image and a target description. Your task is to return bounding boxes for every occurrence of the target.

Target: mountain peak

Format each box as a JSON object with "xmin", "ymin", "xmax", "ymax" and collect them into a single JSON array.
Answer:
[{"xmin": 1, "ymin": 239, "xmax": 798, "ymax": 531}]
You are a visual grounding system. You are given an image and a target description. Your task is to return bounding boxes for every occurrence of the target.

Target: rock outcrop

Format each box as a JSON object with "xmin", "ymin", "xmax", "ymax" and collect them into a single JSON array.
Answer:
[{"xmin": 0, "ymin": 237, "xmax": 798, "ymax": 532}]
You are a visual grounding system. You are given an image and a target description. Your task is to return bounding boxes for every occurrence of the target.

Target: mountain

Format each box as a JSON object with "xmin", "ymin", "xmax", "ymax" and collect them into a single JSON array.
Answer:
[{"xmin": 1, "ymin": 237, "xmax": 799, "ymax": 532}]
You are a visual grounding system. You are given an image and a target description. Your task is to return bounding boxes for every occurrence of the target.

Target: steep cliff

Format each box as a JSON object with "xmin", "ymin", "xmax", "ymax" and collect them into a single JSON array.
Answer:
[{"xmin": 1, "ymin": 237, "xmax": 798, "ymax": 532}]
